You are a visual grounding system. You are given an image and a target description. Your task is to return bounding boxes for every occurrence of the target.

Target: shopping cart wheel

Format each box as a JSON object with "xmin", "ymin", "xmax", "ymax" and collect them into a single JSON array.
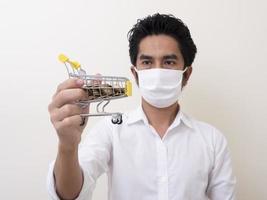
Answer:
[
  {"xmin": 111, "ymin": 118, "xmax": 118, "ymax": 124},
  {"xmin": 111, "ymin": 114, "xmax": 123, "ymax": 124},
  {"xmin": 117, "ymin": 115, "xmax": 123, "ymax": 124}
]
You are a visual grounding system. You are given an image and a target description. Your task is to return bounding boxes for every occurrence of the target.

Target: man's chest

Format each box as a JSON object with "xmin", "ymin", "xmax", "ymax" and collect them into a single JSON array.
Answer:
[{"xmin": 109, "ymin": 129, "xmax": 213, "ymax": 192}]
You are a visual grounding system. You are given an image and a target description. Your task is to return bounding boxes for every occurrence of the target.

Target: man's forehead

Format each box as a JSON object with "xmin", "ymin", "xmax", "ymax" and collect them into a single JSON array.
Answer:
[{"xmin": 137, "ymin": 35, "xmax": 182, "ymax": 59}]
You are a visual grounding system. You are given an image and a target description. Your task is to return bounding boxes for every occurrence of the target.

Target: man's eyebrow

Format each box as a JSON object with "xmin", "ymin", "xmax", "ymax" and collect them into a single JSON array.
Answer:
[
  {"xmin": 139, "ymin": 54, "xmax": 153, "ymax": 60},
  {"xmin": 163, "ymin": 54, "xmax": 178, "ymax": 60}
]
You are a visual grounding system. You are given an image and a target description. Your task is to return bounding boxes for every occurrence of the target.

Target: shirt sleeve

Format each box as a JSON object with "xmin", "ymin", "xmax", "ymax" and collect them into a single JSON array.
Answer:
[
  {"xmin": 46, "ymin": 117, "xmax": 113, "ymax": 200},
  {"xmin": 207, "ymin": 127, "xmax": 236, "ymax": 200}
]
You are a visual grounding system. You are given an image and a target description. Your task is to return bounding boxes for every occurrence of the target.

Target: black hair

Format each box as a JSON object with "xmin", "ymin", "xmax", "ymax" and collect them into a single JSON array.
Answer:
[{"xmin": 127, "ymin": 13, "xmax": 197, "ymax": 67}]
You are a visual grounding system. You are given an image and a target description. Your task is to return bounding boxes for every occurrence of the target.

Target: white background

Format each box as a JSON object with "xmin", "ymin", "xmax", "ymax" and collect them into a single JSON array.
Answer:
[{"xmin": 0, "ymin": 0, "xmax": 266, "ymax": 199}]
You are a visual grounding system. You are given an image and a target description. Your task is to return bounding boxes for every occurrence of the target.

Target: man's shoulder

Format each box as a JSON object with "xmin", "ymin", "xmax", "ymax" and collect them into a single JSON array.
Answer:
[
  {"xmin": 182, "ymin": 112, "xmax": 216, "ymax": 131},
  {"xmin": 183, "ymin": 112, "xmax": 228, "ymax": 147}
]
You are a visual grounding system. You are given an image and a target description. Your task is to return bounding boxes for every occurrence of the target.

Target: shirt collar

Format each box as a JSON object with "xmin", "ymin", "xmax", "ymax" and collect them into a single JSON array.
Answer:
[
  {"xmin": 126, "ymin": 105, "xmax": 194, "ymax": 129},
  {"xmin": 126, "ymin": 105, "xmax": 145, "ymax": 124}
]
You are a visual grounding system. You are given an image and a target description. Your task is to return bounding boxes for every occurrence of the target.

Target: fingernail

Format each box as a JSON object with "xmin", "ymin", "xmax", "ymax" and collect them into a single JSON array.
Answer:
[{"xmin": 76, "ymin": 79, "xmax": 84, "ymax": 85}]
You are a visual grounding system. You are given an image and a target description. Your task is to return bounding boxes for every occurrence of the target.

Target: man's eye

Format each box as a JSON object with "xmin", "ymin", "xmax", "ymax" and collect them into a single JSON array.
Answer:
[
  {"xmin": 142, "ymin": 60, "xmax": 152, "ymax": 65},
  {"xmin": 165, "ymin": 60, "xmax": 176, "ymax": 65}
]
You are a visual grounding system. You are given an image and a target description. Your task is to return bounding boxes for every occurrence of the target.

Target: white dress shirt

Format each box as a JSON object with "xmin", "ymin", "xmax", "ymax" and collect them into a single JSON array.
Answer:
[{"xmin": 47, "ymin": 106, "xmax": 236, "ymax": 200}]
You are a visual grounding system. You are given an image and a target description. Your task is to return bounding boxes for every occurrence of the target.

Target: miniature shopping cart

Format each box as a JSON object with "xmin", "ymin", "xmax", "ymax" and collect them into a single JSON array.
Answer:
[{"xmin": 58, "ymin": 54, "xmax": 132, "ymax": 124}]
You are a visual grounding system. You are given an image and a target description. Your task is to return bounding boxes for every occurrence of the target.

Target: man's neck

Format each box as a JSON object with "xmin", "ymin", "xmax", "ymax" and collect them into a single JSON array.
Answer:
[{"xmin": 141, "ymin": 99, "xmax": 180, "ymax": 137}]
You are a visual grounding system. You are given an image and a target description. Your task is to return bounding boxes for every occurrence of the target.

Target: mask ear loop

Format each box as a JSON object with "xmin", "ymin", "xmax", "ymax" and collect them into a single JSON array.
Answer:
[
  {"xmin": 182, "ymin": 66, "xmax": 188, "ymax": 73},
  {"xmin": 181, "ymin": 66, "xmax": 190, "ymax": 89},
  {"xmin": 133, "ymin": 66, "xmax": 140, "ymax": 73},
  {"xmin": 132, "ymin": 66, "xmax": 139, "ymax": 86}
]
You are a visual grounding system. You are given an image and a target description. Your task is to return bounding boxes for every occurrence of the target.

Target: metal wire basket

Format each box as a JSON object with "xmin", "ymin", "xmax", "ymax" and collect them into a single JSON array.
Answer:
[{"xmin": 58, "ymin": 54, "xmax": 132, "ymax": 124}]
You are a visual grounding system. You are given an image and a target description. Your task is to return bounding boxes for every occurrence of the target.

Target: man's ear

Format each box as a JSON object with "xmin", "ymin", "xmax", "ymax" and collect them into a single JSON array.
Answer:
[
  {"xmin": 182, "ymin": 66, "xmax": 193, "ymax": 87},
  {"xmin": 130, "ymin": 66, "xmax": 139, "ymax": 86}
]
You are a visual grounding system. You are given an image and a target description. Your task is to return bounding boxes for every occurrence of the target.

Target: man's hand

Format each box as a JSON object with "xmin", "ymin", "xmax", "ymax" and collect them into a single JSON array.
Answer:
[{"xmin": 48, "ymin": 78, "xmax": 89, "ymax": 151}]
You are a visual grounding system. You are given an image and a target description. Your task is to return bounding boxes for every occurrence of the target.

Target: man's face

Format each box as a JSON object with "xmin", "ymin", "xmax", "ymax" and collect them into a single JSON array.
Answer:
[
  {"xmin": 136, "ymin": 34, "xmax": 185, "ymax": 70},
  {"xmin": 131, "ymin": 34, "xmax": 192, "ymax": 87}
]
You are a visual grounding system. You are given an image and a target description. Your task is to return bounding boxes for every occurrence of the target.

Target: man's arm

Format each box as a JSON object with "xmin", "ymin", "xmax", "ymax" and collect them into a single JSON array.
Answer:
[
  {"xmin": 207, "ymin": 128, "xmax": 236, "ymax": 200},
  {"xmin": 48, "ymin": 78, "xmax": 89, "ymax": 199},
  {"xmin": 53, "ymin": 145, "xmax": 83, "ymax": 199}
]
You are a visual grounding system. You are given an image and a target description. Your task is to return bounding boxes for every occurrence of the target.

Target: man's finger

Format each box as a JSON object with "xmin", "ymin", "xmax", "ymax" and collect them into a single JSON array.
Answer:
[
  {"xmin": 55, "ymin": 78, "xmax": 84, "ymax": 96},
  {"xmin": 52, "ymin": 88, "xmax": 88, "ymax": 108},
  {"xmin": 55, "ymin": 115, "xmax": 84, "ymax": 130},
  {"xmin": 52, "ymin": 104, "xmax": 83, "ymax": 122}
]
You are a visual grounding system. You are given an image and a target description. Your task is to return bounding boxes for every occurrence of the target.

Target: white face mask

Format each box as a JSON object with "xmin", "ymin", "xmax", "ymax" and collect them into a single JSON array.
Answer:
[{"xmin": 134, "ymin": 67, "xmax": 187, "ymax": 108}]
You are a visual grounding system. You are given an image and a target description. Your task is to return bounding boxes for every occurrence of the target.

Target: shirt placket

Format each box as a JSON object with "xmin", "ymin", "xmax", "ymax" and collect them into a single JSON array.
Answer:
[{"xmin": 156, "ymin": 137, "xmax": 169, "ymax": 200}]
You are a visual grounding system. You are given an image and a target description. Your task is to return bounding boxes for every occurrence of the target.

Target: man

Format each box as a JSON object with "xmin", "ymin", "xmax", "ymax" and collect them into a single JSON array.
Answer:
[{"xmin": 47, "ymin": 13, "xmax": 236, "ymax": 200}]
